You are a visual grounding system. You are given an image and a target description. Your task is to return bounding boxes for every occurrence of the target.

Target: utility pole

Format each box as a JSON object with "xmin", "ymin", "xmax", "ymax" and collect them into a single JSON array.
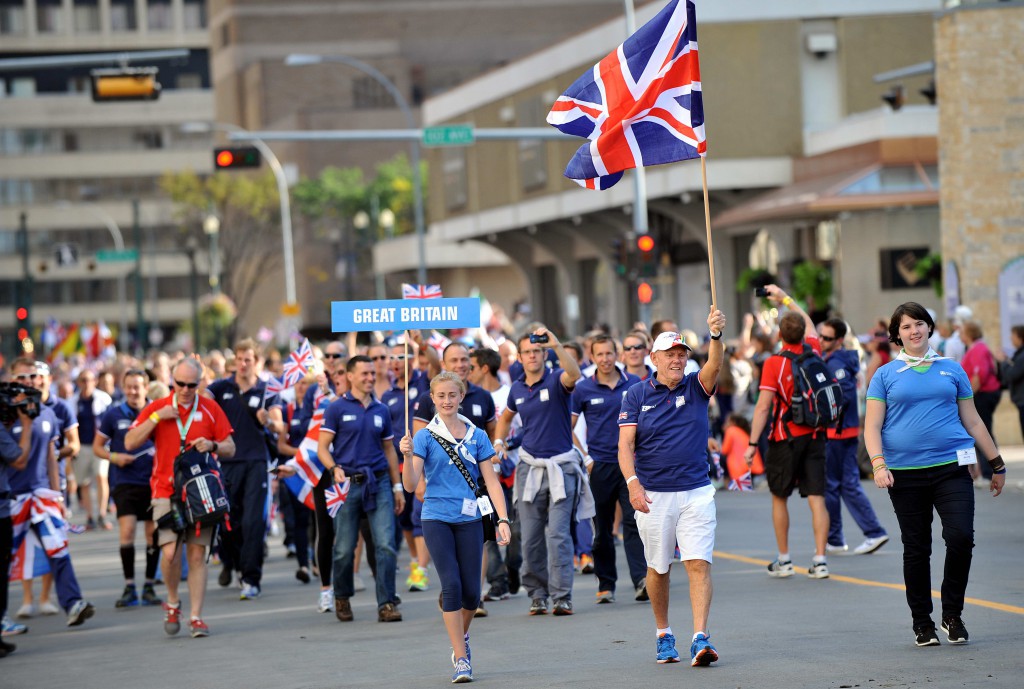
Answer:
[
  {"xmin": 18, "ymin": 212, "xmax": 32, "ymax": 353},
  {"xmin": 132, "ymin": 199, "xmax": 146, "ymax": 352}
]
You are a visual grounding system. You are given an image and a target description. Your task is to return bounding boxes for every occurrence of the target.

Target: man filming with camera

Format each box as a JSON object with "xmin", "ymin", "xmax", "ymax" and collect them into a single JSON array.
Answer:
[{"xmin": 125, "ymin": 357, "xmax": 235, "ymax": 638}]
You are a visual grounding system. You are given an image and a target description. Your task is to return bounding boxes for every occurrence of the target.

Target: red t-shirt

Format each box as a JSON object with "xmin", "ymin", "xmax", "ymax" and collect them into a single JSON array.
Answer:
[
  {"xmin": 131, "ymin": 394, "xmax": 233, "ymax": 499},
  {"xmin": 961, "ymin": 341, "xmax": 1001, "ymax": 393},
  {"xmin": 759, "ymin": 336, "xmax": 822, "ymax": 440}
]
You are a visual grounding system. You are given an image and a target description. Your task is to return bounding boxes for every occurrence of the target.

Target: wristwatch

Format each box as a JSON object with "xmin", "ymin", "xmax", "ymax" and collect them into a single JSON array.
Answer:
[
  {"xmin": 710, "ymin": 331, "xmax": 722, "ymax": 340},
  {"xmin": 497, "ymin": 518, "xmax": 514, "ymax": 527}
]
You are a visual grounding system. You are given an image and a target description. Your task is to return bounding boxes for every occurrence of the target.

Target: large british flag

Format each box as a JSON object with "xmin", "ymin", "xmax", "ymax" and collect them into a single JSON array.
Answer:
[
  {"xmin": 402, "ymin": 283, "xmax": 443, "ymax": 299},
  {"xmin": 282, "ymin": 338, "xmax": 316, "ymax": 387},
  {"xmin": 10, "ymin": 489, "xmax": 69, "ymax": 581},
  {"xmin": 282, "ymin": 398, "xmax": 329, "ymax": 510},
  {"xmin": 547, "ymin": 0, "xmax": 706, "ymax": 190}
]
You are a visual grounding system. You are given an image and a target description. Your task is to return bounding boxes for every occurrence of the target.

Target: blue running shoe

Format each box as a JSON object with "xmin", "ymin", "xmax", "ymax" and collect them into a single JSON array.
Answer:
[
  {"xmin": 656, "ymin": 633, "xmax": 680, "ymax": 663},
  {"xmin": 2, "ymin": 616, "xmax": 28, "ymax": 636},
  {"xmin": 451, "ymin": 633, "xmax": 471, "ymax": 665},
  {"xmin": 451, "ymin": 657, "xmax": 473, "ymax": 683},
  {"xmin": 690, "ymin": 632, "xmax": 719, "ymax": 667}
]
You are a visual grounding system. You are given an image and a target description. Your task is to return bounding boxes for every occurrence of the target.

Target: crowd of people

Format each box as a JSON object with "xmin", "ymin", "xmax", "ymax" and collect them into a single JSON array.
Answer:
[{"xmin": 0, "ymin": 293, "xmax": 1017, "ymax": 679}]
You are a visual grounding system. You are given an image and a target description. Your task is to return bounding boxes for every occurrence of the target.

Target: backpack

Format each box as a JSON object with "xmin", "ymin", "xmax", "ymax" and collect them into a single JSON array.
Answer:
[
  {"xmin": 776, "ymin": 346, "xmax": 845, "ymax": 434},
  {"xmin": 173, "ymin": 448, "xmax": 231, "ymax": 533}
]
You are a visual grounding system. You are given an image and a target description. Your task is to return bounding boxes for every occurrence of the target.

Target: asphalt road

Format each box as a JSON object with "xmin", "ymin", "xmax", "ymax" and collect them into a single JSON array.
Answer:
[{"xmin": 3, "ymin": 475, "xmax": 1023, "ymax": 689}]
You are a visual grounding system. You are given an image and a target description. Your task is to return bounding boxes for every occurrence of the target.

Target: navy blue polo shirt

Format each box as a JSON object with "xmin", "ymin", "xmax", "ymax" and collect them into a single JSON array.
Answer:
[
  {"xmin": 44, "ymin": 396, "xmax": 77, "ymax": 481},
  {"xmin": 413, "ymin": 382, "xmax": 496, "ymax": 430},
  {"xmin": 321, "ymin": 392, "xmax": 393, "ymax": 474},
  {"xmin": 8, "ymin": 407, "xmax": 60, "ymax": 496},
  {"xmin": 0, "ymin": 424, "xmax": 22, "ymax": 519},
  {"xmin": 410, "ymin": 369, "xmax": 431, "ymax": 400},
  {"xmin": 97, "ymin": 401, "xmax": 154, "ymax": 489},
  {"xmin": 508, "ymin": 349, "xmax": 558, "ymax": 383},
  {"xmin": 207, "ymin": 375, "xmax": 282, "ymax": 463},
  {"xmin": 507, "ymin": 366, "xmax": 575, "ymax": 458},
  {"xmin": 285, "ymin": 401, "xmax": 311, "ymax": 449},
  {"xmin": 381, "ymin": 383, "xmax": 421, "ymax": 454},
  {"xmin": 571, "ymin": 370, "xmax": 640, "ymax": 462},
  {"xmin": 76, "ymin": 395, "xmax": 97, "ymax": 445},
  {"xmin": 618, "ymin": 373, "xmax": 715, "ymax": 492}
]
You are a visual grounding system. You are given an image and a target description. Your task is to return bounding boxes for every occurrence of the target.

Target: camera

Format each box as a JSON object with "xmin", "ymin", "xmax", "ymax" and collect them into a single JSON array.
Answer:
[
  {"xmin": 529, "ymin": 333, "xmax": 549, "ymax": 344},
  {"xmin": 754, "ymin": 286, "xmax": 769, "ymax": 298},
  {"xmin": 0, "ymin": 382, "xmax": 42, "ymax": 426}
]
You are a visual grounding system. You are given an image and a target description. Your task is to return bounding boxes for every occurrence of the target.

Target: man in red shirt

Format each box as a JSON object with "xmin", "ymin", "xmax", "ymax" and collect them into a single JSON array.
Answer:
[
  {"xmin": 125, "ymin": 357, "xmax": 235, "ymax": 638},
  {"xmin": 745, "ymin": 286, "xmax": 830, "ymax": 580}
]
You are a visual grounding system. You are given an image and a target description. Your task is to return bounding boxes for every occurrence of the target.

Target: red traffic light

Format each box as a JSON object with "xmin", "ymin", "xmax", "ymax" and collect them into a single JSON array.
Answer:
[
  {"xmin": 637, "ymin": 235, "xmax": 655, "ymax": 253},
  {"xmin": 637, "ymin": 282, "xmax": 654, "ymax": 304},
  {"xmin": 16, "ymin": 307, "xmax": 28, "ymax": 320},
  {"xmin": 214, "ymin": 146, "xmax": 261, "ymax": 170},
  {"xmin": 216, "ymin": 150, "xmax": 235, "ymax": 167},
  {"xmin": 17, "ymin": 328, "xmax": 28, "ymax": 340}
]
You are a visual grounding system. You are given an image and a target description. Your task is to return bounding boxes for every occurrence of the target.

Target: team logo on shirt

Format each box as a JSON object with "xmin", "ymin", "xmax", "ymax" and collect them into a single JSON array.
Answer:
[
  {"xmin": 373, "ymin": 415, "xmax": 383, "ymax": 428},
  {"xmin": 117, "ymin": 419, "xmax": 131, "ymax": 430},
  {"xmin": 589, "ymin": 398, "xmax": 604, "ymax": 405},
  {"xmin": 940, "ymin": 371, "xmax": 953, "ymax": 376},
  {"xmin": 641, "ymin": 405, "xmax": 656, "ymax": 412},
  {"xmin": 835, "ymin": 369, "xmax": 847, "ymax": 380},
  {"xmin": 675, "ymin": 395, "xmax": 685, "ymax": 408},
  {"xmin": 410, "ymin": 388, "xmax": 418, "ymax": 399},
  {"xmin": 388, "ymin": 398, "xmax": 398, "ymax": 406},
  {"xmin": 342, "ymin": 414, "xmax": 357, "ymax": 422},
  {"xmin": 618, "ymin": 412, "xmax": 628, "ymax": 420},
  {"xmin": 539, "ymin": 389, "xmax": 550, "ymax": 402},
  {"xmin": 222, "ymin": 393, "xmax": 234, "ymax": 400},
  {"xmin": 472, "ymin": 404, "xmax": 482, "ymax": 417},
  {"xmin": 515, "ymin": 398, "xmax": 525, "ymax": 405}
]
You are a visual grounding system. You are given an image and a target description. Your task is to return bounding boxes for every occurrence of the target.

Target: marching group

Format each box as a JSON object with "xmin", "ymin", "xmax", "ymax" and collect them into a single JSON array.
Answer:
[{"xmin": 0, "ymin": 287, "xmax": 1017, "ymax": 681}]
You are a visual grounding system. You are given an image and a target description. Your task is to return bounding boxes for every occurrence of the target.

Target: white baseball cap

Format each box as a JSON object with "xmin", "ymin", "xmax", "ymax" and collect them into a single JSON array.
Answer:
[
  {"xmin": 952, "ymin": 305, "xmax": 973, "ymax": 325},
  {"xmin": 651, "ymin": 331, "xmax": 693, "ymax": 353}
]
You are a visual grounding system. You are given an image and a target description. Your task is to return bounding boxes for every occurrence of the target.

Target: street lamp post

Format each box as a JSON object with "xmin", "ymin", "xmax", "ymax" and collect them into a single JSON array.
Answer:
[
  {"xmin": 184, "ymin": 236, "xmax": 201, "ymax": 350},
  {"xmin": 285, "ymin": 53, "xmax": 428, "ymax": 286},
  {"xmin": 204, "ymin": 211, "xmax": 221, "ymax": 349}
]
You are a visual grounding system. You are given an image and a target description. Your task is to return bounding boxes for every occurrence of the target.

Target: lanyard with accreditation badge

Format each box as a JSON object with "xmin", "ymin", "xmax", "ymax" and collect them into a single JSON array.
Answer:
[{"xmin": 173, "ymin": 393, "xmax": 199, "ymax": 455}]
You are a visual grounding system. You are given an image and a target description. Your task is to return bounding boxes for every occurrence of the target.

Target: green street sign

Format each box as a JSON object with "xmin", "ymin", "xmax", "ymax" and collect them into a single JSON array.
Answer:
[
  {"xmin": 422, "ymin": 124, "xmax": 475, "ymax": 147},
  {"xmin": 96, "ymin": 249, "xmax": 138, "ymax": 263}
]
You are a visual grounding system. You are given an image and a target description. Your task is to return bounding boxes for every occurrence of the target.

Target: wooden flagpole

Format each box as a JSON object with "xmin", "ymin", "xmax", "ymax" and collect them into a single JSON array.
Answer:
[
  {"xmin": 701, "ymin": 155, "xmax": 717, "ymax": 311},
  {"xmin": 404, "ymin": 333, "xmax": 410, "ymax": 439}
]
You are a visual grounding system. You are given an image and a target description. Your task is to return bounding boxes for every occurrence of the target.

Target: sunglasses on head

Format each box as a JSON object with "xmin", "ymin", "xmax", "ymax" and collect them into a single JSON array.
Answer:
[
  {"xmin": 623, "ymin": 344, "xmax": 646, "ymax": 352},
  {"xmin": 174, "ymin": 380, "xmax": 200, "ymax": 389},
  {"xmin": 323, "ymin": 353, "xmax": 345, "ymax": 359}
]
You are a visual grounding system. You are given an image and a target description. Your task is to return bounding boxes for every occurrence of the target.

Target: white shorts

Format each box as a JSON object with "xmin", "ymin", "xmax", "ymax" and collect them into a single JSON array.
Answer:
[{"xmin": 635, "ymin": 484, "xmax": 717, "ymax": 574}]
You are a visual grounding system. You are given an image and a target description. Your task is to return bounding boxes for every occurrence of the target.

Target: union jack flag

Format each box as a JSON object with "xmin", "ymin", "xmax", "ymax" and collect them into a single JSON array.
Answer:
[
  {"xmin": 728, "ymin": 470, "xmax": 753, "ymax": 492},
  {"xmin": 427, "ymin": 330, "xmax": 451, "ymax": 351},
  {"xmin": 402, "ymin": 283, "xmax": 443, "ymax": 299},
  {"xmin": 282, "ymin": 338, "xmax": 316, "ymax": 387},
  {"xmin": 324, "ymin": 479, "xmax": 351, "ymax": 518},
  {"xmin": 10, "ymin": 489, "xmax": 69, "ymax": 581},
  {"xmin": 282, "ymin": 398, "xmax": 329, "ymax": 510},
  {"xmin": 265, "ymin": 375, "xmax": 285, "ymax": 397},
  {"xmin": 546, "ymin": 0, "xmax": 706, "ymax": 190}
]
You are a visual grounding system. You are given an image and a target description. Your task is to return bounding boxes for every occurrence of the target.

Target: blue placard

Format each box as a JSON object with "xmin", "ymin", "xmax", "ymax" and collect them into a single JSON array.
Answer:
[{"xmin": 331, "ymin": 297, "xmax": 481, "ymax": 333}]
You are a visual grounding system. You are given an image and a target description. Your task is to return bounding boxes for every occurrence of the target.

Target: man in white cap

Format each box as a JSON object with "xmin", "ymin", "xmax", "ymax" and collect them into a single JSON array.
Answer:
[{"xmin": 944, "ymin": 305, "xmax": 973, "ymax": 363}]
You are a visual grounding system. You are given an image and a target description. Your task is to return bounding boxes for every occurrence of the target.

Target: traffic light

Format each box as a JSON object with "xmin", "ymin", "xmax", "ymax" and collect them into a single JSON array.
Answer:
[
  {"xmin": 214, "ymin": 147, "xmax": 261, "ymax": 170},
  {"xmin": 90, "ymin": 67, "xmax": 161, "ymax": 102},
  {"xmin": 15, "ymin": 304, "xmax": 30, "ymax": 344},
  {"xmin": 637, "ymin": 281, "xmax": 654, "ymax": 305},
  {"xmin": 636, "ymin": 233, "xmax": 657, "ymax": 277}
]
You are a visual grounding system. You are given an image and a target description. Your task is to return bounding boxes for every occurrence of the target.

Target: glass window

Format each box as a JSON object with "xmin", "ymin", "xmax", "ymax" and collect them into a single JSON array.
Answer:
[
  {"xmin": 110, "ymin": 0, "xmax": 136, "ymax": 31},
  {"xmin": 442, "ymin": 148, "xmax": 468, "ymax": 211},
  {"xmin": 147, "ymin": 1, "xmax": 172, "ymax": 31},
  {"xmin": 73, "ymin": 0, "xmax": 100, "ymax": 32},
  {"xmin": 353, "ymin": 76, "xmax": 396, "ymax": 110},
  {"xmin": 183, "ymin": 0, "xmax": 206, "ymax": 29},
  {"xmin": 176, "ymin": 73, "xmax": 202, "ymax": 90},
  {"xmin": 839, "ymin": 166, "xmax": 931, "ymax": 195},
  {"xmin": 10, "ymin": 78, "xmax": 37, "ymax": 97},
  {"xmin": 517, "ymin": 98, "xmax": 548, "ymax": 191},
  {"xmin": 0, "ymin": 0, "xmax": 27, "ymax": 35},
  {"xmin": 36, "ymin": 0, "xmax": 64, "ymax": 33}
]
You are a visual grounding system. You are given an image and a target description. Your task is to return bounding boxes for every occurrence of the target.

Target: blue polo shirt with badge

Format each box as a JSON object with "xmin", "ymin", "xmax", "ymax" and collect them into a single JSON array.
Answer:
[
  {"xmin": 413, "ymin": 382, "xmax": 496, "ymax": 430},
  {"xmin": 97, "ymin": 401, "xmax": 154, "ymax": 489},
  {"xmin": 43, "ymin": 396, "xmax": 76, "ymax": 482},
  {"xmin": 507, "ymin": 366, "xmax": 575, "ymax": 458},
  {"xmin": 8, "ymin": 407, "xmax": 60, "ymax": 496},
  {"xmin": 207, "ymin": 375, "xmax": 282, "ymax": 463},
  {"xmin": 618, "ymin": 373, "xmax": 715, "ymax": 492},
  {"xmin": 321, "ymin": 392, "xmax": 394, "ymax": 474},
  {"xmin": 571, "ymin": 370, "xmax": 640, "ymax": 462},
  {"xmin": 413, "ymin": 422, "xmax": 495, "ymax": 523},
  {"xmin": 381, "ymin": 383, "xmax": 421, "ymax": 455}
]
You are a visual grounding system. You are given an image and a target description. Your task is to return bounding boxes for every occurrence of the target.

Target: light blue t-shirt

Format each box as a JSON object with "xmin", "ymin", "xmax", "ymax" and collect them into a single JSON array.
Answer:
[
  {"xmin": 866, "ymin": 358, "xmax": 974, "ymax": 470},
  {"xmin": 413, "ymin": 419, "xmax": 496, "ymax": 523}
]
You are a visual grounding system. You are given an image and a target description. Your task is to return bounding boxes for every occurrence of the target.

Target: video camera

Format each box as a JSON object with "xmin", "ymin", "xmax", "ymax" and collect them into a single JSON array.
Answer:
[{"xmin": 0, "ymin": 382, "xmax": 43, "ymax": 426}]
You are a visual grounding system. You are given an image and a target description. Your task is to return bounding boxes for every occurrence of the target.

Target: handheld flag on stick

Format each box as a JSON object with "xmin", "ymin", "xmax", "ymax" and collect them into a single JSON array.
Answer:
[
  {"xmin": 402, "ymin": 283, "xmax": 443, "ymax": 299},
  {"xmin": 728, "ymin": 471, "xmax": 753, "ymax": 492},
  {"xmin": 324, "ymin": 480, "xmax": 351, "ymax": 518}
]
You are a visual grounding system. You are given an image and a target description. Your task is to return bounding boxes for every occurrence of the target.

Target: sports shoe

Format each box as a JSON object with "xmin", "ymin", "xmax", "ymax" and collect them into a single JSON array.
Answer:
[
  {"xmin": 66, "ymin": 600, "xmax": 95, "ymax": 627},
  {"xmin": 825, "ymin": 543, "xmax": 848, "ymax": 555},
  {"xmin": 914, "ymin": 623, "xmax": 940, "ymax": 647},
  {"xmin": 690, "ymin": 632, "xmax": 719, "ymax": 667},
  {"xmin": 240, "ymin": 583, "xmax": 261, "ymax": 600},
  {"xmin": 528, "ymin": 598, "xmax": 548, "ymax": 616},
  {"xmin": 941, "ymin": 615, "xmax": 969, "ymax": 644},
  {"xmin": 296, "ymin": 567, "xmax": 311, "ymax": 584},
  {"xmin": 451, "ymin": 657, "xmax": 473, "ymax": 683},
  {"xmin": 407, "ymin": 563, "xmax": 429, "ymax": 592},
  {"xmin": 474, "ymin": 604, "xmax": 488, "ymax": 618},
  {"xmin": 595, "ymin": 590, "xmax": 615, "ymax": 604},
  {"xmin": 218, "ymin": 566, "xmax": 232, "ymax": 588},
  {"xmin": 483, "ymin": 585, "xmax": 510, "ymax": 602},
  {"xmin": 853, "ymin": 535, "xmax": 889, "ymax": 555},
  {"xmin": 15, "ymin": 603, "xmax": 37, "ymax": 619},
  {"xmin": 766, "ymin": 559, "xmax": 794, "ymax": 578},
  {"xmin": 807, "ymin": 562, "xmax": 829, "ymax": 579},
  {"xmin": 115, "ymin": 584, "xmax": 139, "ymax": 608},
  {"xmin": 86, "ymin": 517, "xmax": 97, "ymax": 531},
  {"xmin": 450, "ymin": 633, "xmax": 472, "ymax": 665},
  {"xmin": 635, "ymin": 578, "xmax": 649, "ymax": 602},
  {"xmin": 38, "ymin": 601, "xmax": 60, "ymax": 615},
  {"xmin": 0, "ymin": 639, "xmax": 15, "ymax": 658},
  {"xmin": 189, "ymin": 618, "xmax": 210, "ymax": 638},
  {"xmin": 579, "ymin": 553, "xmax": 595, "ymax": 574},
  {"xmin": 141, "ymin": 583, "xmax": 163, "ymax": 606},
  {"xmin": 552, "ymin": 599, "xmax": 573, "ymax": 616},
  {"xmin": 335, "ymin": 597, "xmax": 353, "ymax": 622},
  {"xmin": 656, "ymin": 633, "xmax": 680, "ymax": 663},
  {"xmin": 318, "ymin": 589, "xmax": 334, "ymax": 613},
  {"xmin": 163, "ymin": 601, "xmax": 182, "ymax": 635},
  {"xmin": 2, "ymin": 616, "xmax": 28, "ymax": 637},
  {"xmin": 377, "ymin": 602, "xmax": 402, "ymax": 622}
]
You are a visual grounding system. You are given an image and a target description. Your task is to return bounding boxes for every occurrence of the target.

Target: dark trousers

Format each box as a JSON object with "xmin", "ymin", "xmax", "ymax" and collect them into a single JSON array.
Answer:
[
  {"xmin": 973, "ymin": 391, "xmax": 1001, "ymax": 479},
  {"xmin": 219, "ymin": 461, "xmax": 269, "ymax": 586},
  {"xmin": 484, "ymin": 483, "xmax": 521, "ymax": 592},
  {"xmin": 0, "ymin": 516, "xmax": 11, "ymax": 621},
  {"xmin": 312, "ymin": 472, "xmax": 334, "ymax": 588},
  {"xmin": 423, "ymin": 519, "xmax": 484, "ymax": 612},
  {"xmin": 281, "ymin": 481, "xmax": 309, "ymax": 569},
  {"xmin": 590, "ymin": 461, "xmax": 647, "ymax": 593},
  {"xmin": 888, "ymin": 463, "xmax": 974, "ymax": 627}
]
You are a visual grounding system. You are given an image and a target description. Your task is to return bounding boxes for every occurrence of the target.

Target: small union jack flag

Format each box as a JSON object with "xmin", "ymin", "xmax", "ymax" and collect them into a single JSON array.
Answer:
[
  {"xmin": 546, "ymin": 0, "xmax": 706, "ymax": 190},
  {"xmin": 325, "ymin": 479, "xmax": 351, "ymax": 518},
  {"xmin": 427, "ymin": 330, "xmax": 451, "ymax": 352},
  {"xmin": 265, "ymin": 375, "xmax": 285, "ymax": 397},
  {"xmin": 728, "ymin": 471, "xmax": 753, "ymax": 492},
  {"xmin": 402, "ymin": 283, "xmax": 443, "ymax": 299},
  {"xmin": 282, "ymin": 338, "xmax": 316, "ymax": 387}
]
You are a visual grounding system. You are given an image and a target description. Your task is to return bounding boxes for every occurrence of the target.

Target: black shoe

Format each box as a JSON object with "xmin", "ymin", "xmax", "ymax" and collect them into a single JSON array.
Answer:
[
  {"xmin": 552, "ymin": 599, "xmax": 573, "ymax": 616},
  {"xmin": 528, "ymin": 598, "xmax": 548, "ymax": 616},
  {"xmin": 218, "ymin": 567, "xmax": 232, "ymax": 588},
  {"xmin": 635, "ymin": 578, "xmax": 649, "ymax": 602},
  {"xmin": 941, "ymin": 616, "xmax": 969, "ymax": 644},
  {"xmin": 141, "ymin": 583, "xmax": 163, "ymax": 606},
  {"xmin": 508, "ymin": 568, "xmax": 520, "ymax": 595},
  {"xmin": 296, "ymin": 567, "xmax": 311, "ymax": 584},
  {"xmin": 914, "ymin": 624, "xmax": 940, "ymax": 647},
  {"xmin": 115, "ymin": 584, "xmax": 139, "ymax": 608},
  {"xmin": 0, "ymin": 639, "xmax": 15, "ymax": 658}
]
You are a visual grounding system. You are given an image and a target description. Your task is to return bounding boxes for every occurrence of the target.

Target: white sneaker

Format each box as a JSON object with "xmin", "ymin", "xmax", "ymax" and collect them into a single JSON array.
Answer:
[
  {"xmin": 15, "ymin": 603, "xmax": 37, "ymax": 619},
  {"xmin": 353, "ymin": 573, "xmax": 367, "ymax": 592},
  {"xmin": 825, "ymin": 543, "xmax": 848, "ymax": 555},
  {"xmin": 38, "ymin": 601, "xmax": 60, "ymax": 616},
  {"xmin": 317, "ymin": 589, "xmax": 334, "ymax": 613},
  {"xmin": 853, "ymin": 535, "xmax": 889, "ymax": 555},
  {"xmin": 807, "ymin": 562, "xmax": 830, "ymax": 579}
]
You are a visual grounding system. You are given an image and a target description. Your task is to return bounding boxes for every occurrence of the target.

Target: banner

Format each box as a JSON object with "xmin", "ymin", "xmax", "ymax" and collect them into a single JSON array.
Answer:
[{"xmin": 331, "ymin": 297, "xmax": 481, "ymax": 333}]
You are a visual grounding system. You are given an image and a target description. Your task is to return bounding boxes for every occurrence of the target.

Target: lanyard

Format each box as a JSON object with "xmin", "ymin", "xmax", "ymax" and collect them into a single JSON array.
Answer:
[{"xmin": 173, "ymin": 393, "xmax": 199, "ymax": 454}]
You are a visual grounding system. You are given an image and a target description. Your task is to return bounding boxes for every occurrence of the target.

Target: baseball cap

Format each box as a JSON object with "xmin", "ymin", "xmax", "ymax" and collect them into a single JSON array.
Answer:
[
  {"xmin": 952, "ymin": 305, "xmax": 973, "ymax": 325},
  {"xmin": 35, "ymin": 361, "xmax": 51, "ymax": 376},
  {"xmin": 651, "ymin": 331, "xmax": 693, "ymax": 353}
]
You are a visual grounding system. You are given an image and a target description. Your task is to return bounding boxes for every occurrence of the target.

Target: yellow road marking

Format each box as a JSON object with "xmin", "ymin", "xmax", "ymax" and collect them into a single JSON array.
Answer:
[{"xmin": 713, "ymin": 550, "xmax": 1024, "ymax": 615}]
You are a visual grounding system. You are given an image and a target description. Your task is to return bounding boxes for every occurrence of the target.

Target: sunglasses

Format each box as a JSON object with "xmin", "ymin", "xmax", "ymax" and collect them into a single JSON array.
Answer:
[
  {"xmin": 174, "ymin": 380, "xmax": 200, "ymax": 389},
  {"xmin": 819, "ymin": 335, "xmax": 836, "ymax": 342},
  {"xmin": 371, "ymin": 355, "xmax": 389, "ymax": 361},
  {"xmin": 14, "ymin": 373, "xmax": 40, "ymax": 381},
  {"xmin": 323, "ymin": 353, "xmax": 345, "ymax": 359},
  {"xmin": 623, "ymin": 344, "xmax": 646, "ymax": 352},
  {"xmin": 393, "ymin": 355, "xmax": 407, "ymax": 361}
]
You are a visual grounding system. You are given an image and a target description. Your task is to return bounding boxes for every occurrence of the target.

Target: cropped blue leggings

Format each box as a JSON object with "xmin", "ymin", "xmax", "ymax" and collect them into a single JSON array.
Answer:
[{"xmin": 422, "ymin": 519, "xmax": 484, "ymax": 613}]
